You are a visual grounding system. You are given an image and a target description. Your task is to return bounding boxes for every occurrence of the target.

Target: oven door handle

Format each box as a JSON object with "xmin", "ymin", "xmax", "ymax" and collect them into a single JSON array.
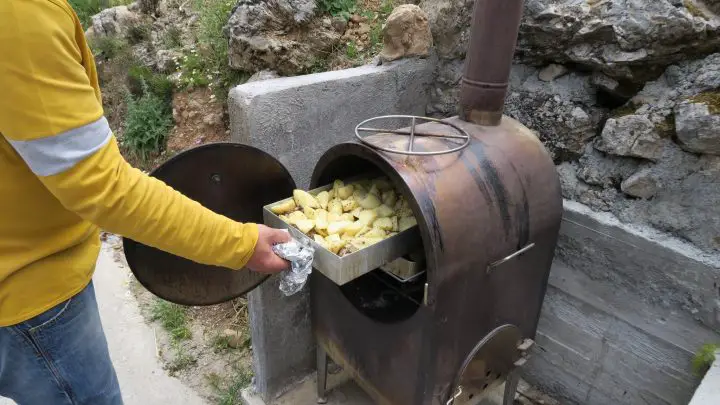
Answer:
[
  {"xmin": 446, "ymin": 386, "xmax": 463, "ymax": 405},
  {"xmin": 486, "ymin": 242, "xmax": 535, "ymax": 274}
]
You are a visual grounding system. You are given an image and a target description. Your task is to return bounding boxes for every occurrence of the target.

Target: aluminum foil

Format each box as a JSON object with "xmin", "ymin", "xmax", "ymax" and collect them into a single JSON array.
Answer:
[{"xmin": 273, "ymin": 236, "xmax": 315, "ymax": 296}]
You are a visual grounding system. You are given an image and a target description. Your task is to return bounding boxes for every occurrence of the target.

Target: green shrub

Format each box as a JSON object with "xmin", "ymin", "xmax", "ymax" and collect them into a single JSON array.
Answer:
[
  {"xmin": 125, "ymin": 21, "xmax": 152, "ymax": 45},
  {"xmin": 89, "ymin": 36, "xmax": 128, "ymax": 60},
  {"xmin": 127, "ymin": 65, "xmax": 174, "ymax": 102},
  {"xmin": 693, "ymin": 344, "xmax": 718, "ymax": 377},
  {"xmin": 318, "ymin": 0, "xmax": 357, "ymax": 20},
  {"xmin": 123, "ymin": 81, "xmax": 174, "ymax": 160},
  {"xmin": 162, "ymin": 26, "xmax": 184, "ymax": 49}
]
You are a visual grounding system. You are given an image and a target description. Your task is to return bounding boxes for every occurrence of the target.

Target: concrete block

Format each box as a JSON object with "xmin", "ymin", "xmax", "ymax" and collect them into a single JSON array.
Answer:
[
  {"xmin": 558, "ymin": 200, "xmax": 720, "ymax": 332},
  {"xmin": 228, "ymin": 57, "xmax": 435, "ymax": 189},
  {"xmin": 247, "ymin": 275, "xmax": 314, "ymax": 401},
  {"xmin": 689, "ymin": 352, "xmax": 720, "ymax": 405},
  {"xmin": 523, "ymin": 201, "xmax": 720, "ymax": 405}
]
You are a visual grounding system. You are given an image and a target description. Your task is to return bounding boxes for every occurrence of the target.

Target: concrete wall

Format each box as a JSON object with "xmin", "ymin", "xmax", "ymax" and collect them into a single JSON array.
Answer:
[
  {"xmin": 228, "ymin": 57, "xmax": 436, "ymax": 189},
  {"xmin": 525, "ymin": 201, "xmax": 720, "ymax": 405},
  {"xmin": 228, "ymin": 57, "xmax": 435, "ymax": 401}
]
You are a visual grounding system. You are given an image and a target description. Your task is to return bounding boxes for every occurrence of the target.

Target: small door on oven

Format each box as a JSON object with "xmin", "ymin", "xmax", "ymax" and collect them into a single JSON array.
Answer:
[{"xmin": 122, "ymin": 143, "xmax": 296, "ymax": 306}]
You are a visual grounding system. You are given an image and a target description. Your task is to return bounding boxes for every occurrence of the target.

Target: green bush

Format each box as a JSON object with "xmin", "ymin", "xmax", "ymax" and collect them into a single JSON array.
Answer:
[
  {"xmin": 123, "ymin": 81, "xmax": 174, "ymax": 160},
  {"xmin": 127, "ymin": 65, "xmax": 174, "ymax": 101},
  {"xmin": 693, "ymin": 344, "xmax": 718, "ymax": 377},
  {"xmin": 89, "ymin": 36, "xmax": 128, "ymax": 60},
  {"xmin": 318, "ymin": 0, "xmax": 357, "ymax": 20}
]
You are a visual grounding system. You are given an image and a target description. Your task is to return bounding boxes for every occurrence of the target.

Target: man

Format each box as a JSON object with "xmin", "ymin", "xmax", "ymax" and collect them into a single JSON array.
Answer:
[{"xmin": 0, "ymin": 1, "xmax": 291, "ymax": 404}]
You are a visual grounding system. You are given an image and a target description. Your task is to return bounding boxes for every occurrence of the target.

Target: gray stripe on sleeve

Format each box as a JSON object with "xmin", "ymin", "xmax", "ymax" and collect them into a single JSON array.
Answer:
[{"xmin": 8, "ymin": 117, "xmax": 112, "ymax": 176}]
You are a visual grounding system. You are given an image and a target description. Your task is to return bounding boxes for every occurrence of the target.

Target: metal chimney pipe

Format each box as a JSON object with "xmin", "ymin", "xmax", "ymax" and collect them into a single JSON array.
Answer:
[{"xmin": 459, "ymin": 0, "xmax": 525, "ymax": 126}]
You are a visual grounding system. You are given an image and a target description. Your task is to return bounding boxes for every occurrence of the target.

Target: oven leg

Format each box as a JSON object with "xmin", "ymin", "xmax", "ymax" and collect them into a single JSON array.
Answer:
[
  {"xmin": 317, "ymin": 345, "xmax": 329, "ymax": 404},
  {"xmin": 502, "ymin": 369, "xmax": 520, "ymax": 405}
]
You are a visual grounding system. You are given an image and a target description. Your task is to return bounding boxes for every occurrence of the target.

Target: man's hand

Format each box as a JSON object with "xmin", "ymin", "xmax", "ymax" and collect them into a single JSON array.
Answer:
[{"xmin": 245, "ymin": 224, "xmax": 292, "ymax": 274}]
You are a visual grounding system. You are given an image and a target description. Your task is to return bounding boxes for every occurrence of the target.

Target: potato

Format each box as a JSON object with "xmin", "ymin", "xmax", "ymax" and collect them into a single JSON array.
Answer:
[
  {"xmin": 293, "ymin": 190, "xmax": 320, "ymax": 209},
  {"xmin": 357, "ymin": 209, "xmax": 378, "ymax": 225},
  {"xmin": 340, "ymin": 213, "xmax": 355, "ymax": 222},
  {"xmin": 315, "ymin": 210, "xmax": 328, "ymax": 230},
  {"xmin": 341, "ymin": 232, "xmax": 355, "ymax": 241},
  {"xmin": 374, "ymin": 204, "xmax": 394, "ymax": 218},
  {"xmin": 316, "ymin": 191, "xmax": 330, "ymax": 210},
  {"xmin": 399, "ymin": 216, "xmax": 417, "ymax": 232},
  {"xmin": 372, "ymin": 177, "xmax": 392, "ymax": 192},
  {"xmin": 350, "ymin": 182, "xmax": 365, "ymax": 192},
  {"xmin": 287, "ymin": 211, "xmax": 307, "ymax": 225},
  {"xmin": 373, "ymin": 217, "xmax": 394, "ymax": 231},
  {"xmin": 390, "ymin": 216, "xmax": 399, "ymax": 232},
  {"xmin": 327, "ymin": 221, "xmax": 353, "ymax": 235},
  {"xmin": 316, "ymin": 228, "xmax": 329, "ymax": 237},
  {"xmin": 295, "ymin": 219, "xmax": 315, "ymax": 234},
  {"xmin": 351, "ymin": 207, "xmax": 363, "ymax": 218},
  {"xmin": 326, "ymin": 234, "xmax": 346, "ymax": 254},
  {"xmin": 328, "ymin": 189, "xmax": 336, "ymax": 199},
  {"xmin": 368, "ymin": 184, "xmax": 380, "ymax": 197},
  {"xmin": 303, "ymin": 206, "xmax": 316, "ymax": 219},
  {"xmin": 352, "ymin": 189, "xmax": 366, "ymax": 201},
  {"xmin": 332, "ymin": 180, "xmax": 344, "ymax": 195},
  {"xmin": 313, "ymin": 234, "xmax": 329, "ymax": 249},
  {"xmin": 364, "ymin": 227, "xmax": 387, "ymax": 239},
  {"xmin": 358, "ymin": 193, "xmax": 382, "ymax": 209},
  {"xmin": 341, "ymin": 199, "xmax": 359, "ymax": 212},
  {"xmin": 327, "ymin": 212, "xmax": 342, "ymax": 223},
  {"xmin": 337, "ymin": 185, "xmax": 354, "ymax": 199},
  {"xmin": 382, "ymin": 190, "xmax": 397, "ymax": 208},
  {"xmin": 271, "ymin": 199, "xmax": 296, "ymax": 215},
  {"xmin": 328, "ymin": 198, "xmax": 344, "ymax": 215},
  {"xmin": 350, "ymin": 237, "xmax": 384, "ymax": 250},
  {"xmin": 344, "ymin": 221, "xmax": 365, "ymax": 237}
]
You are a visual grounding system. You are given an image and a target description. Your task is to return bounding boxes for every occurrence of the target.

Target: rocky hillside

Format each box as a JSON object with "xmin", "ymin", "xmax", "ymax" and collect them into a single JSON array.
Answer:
[{"xmin": 421, "ymin": 0, "xmax": 720, "ymax": 254}]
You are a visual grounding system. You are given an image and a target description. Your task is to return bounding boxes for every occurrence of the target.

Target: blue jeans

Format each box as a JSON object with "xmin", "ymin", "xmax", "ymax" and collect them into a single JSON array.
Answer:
[{"xmin": 0, "ymin": 281, "xmax": 123, "ymax": 405}]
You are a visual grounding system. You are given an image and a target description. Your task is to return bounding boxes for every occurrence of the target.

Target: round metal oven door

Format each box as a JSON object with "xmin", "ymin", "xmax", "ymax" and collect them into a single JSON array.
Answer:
[{"xmin": 122, "ymin": 143, "xmax": 296, "ymax": 306}]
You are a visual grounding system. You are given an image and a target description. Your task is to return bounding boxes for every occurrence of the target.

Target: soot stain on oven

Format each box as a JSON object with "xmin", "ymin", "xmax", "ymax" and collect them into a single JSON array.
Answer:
[
  {"xmin": 508, "ymin": 160, "xmax": 531, "ymax": 250},
  {"xmin": 464, "ymin": 142, "xmax": 512, "ymax": 236},
  {"xmin": 402, "ymin": 148, "xmax": 445, "ymax": 253}
]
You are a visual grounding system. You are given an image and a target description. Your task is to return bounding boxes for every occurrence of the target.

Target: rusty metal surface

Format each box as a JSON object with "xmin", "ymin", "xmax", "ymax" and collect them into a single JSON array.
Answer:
[
  {"xmin": 310, "ymin": 115, "xmax": 562, "ymax": 405},
  {"xmin": 459, "ymin": 0, "xmax": 524, "ymax": 126},
  {"xmin": 122, "ymin": 143, "xmax": 296, "ymax": 306},
  {"xmin": 448, "ymin": 325, "xmax": 523, "ymax": 404}
]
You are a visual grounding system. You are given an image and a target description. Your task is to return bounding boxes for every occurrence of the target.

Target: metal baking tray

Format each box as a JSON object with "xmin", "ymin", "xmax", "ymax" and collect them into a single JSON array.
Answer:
[
  {"xmin": 380, "ymin": 254, "xmax": 426, "ymax": 283},
  {"xmin": 262, "ymin": 179, "xmax": 422, "ymax": 286}
]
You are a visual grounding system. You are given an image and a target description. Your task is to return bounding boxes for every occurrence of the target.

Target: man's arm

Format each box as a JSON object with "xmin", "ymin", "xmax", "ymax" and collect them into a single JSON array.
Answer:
[{"xmin": 0, "ymin": 0, "xmax": 288, "ymax": 272}]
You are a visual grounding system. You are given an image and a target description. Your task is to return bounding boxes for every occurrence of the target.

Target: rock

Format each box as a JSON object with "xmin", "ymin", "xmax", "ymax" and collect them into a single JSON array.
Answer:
[
  {"xmin": 420, "ymin": 0, "xmax": 720, "ymax": 83},
  {"xmin": 379, "ymin": 5, "xmax": 433, "ymax": 62},
  {"xmin": 503, "ymin": 65, "xmax": 607, "ymax": 160},
  {"xmin": 538, "ymin": 64, "xmax": 568, "ymax": 82},
  {"xmin": 331, "ymin": 16, "xmax": 348, "ymax": 33},
  {"xmin": 247, "ymin": 70, "xmax": 280, "ymax": 82},
  {"xmin": 155, "ymin": 49, "xmax": 182, "ymax": 73},
  {"xmin": 576, "ymin": 147, "xmax": 644, "ymax": 188},
  {"xmin": 596, "ymin": 115, "xmax": 665, "ymax": 161},
  {"xmin": 221, "ymin": 329, "xmax": 243, "ymax": 349},
  {"xmin": 708, "ymin": 0, "xmax": 720, "ymax": 13},
  {"xmin": 621, "ymin": 168, "xmax": 659, "ymax": 199},
  {"xmin": 225, "ymin": 0, "xmax": 342, "ymax": 75},
  {"xmin": 84, "ymin": 5, "xmax": 141, "ymax": 39},
  {"xmin": 674, "ymin": 99, "xmax": 720, "ymax": 155}
]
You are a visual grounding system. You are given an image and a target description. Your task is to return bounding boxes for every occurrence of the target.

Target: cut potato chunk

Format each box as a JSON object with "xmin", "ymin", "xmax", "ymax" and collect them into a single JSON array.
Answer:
[
  {"xmin": 390, "ymin": 216, "xmax": 399, "ymax": 232},
  {"xmin": 316, "ymin": 191, "xmax": 330, "ymax": 210},
  {"xmin": 340, "ymin": 213, "xmax": 355, "ymax": 222},
  {"xmin": 295, "ymin": 219, "xmax": 315, "ymax": 234},
  {"xmin": 374, "ymin": 204, "xmax": 394, "ymax": 218},
  {"xmin": 287, "ymin": 211, "xmax": 307, "ymax": 225},
  {"xmin": 327, "ymin": 221, "xmax": 353, "ymax": 235},
  {"xmin": 328, "ymin": 199, "xmax": 343, "ymax": 215},
  {"xmin": 343, "ymin": 221, "xmax": 365, "ymax": 237},
  {"xmin": 327, "ymin": 212, "xmax": 342, "ymax": 223},
  {"xmin": 382, "ymin": 190, "xmax": 397, "ymax": 208},
  {"xmin": 364, "ymin": 227, "xmax": 387, "ymax": 238},
  {"xmin": 271, "ymin": 199, "xmax": 296, "ymax": 215},
  {"xmin": 303, "ymin": 206, "xmax": 316, "ymax": 219},
  {"xmin": 368, "ymin": 184, "xmax": 380, "ymax": 197},
  {"xmin": 358, "ymin": 193, "xmax": 382, "ymax": 209},
  {"xmin": 373, "ymin": 177, "xmax": 392, "ymax": 192},
  {"xmin": 357, "ymin": 209, "xmax": 378, "ymax": 225},
  {"xmin": 373, "ymin": 217, "xmax": 394, "ymax": 231},
  {"xmin": 399, "ymin": 216, "xmax": 417, "ymax": 232},
  {"xmin": 332, "ymin": 180, "xmax": 344, "ymax": 195},
  {"xmin": 293, "ymin": 190, "xmax": 320, "ymax": 209},
  {"xmin": 341, "ymin": 199, "xmax": 359, "ymax": 212},
  {"xmin": 313, "ymin": 234, "xmax": 329, "ymax": 249},
  {"xmin": 337, "ymin": 185, "xmax": 354, "ymax": 199},
  {"xmin": 325, "ymin": 234, "xmax": 346, "ymax": 254},
  {"xmin": 351, "ymin": 207, "xmax": 362, "ymax": 218},
  {"xmin": 315, "ymin": 210, "xmax": 328, "ymax": 230}
]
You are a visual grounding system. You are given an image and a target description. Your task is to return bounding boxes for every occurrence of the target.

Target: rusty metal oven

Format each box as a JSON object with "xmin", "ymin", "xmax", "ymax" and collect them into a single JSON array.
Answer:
[{"xmin": 122, "ymin": 0, "xmax": 562, "ymax": 403}]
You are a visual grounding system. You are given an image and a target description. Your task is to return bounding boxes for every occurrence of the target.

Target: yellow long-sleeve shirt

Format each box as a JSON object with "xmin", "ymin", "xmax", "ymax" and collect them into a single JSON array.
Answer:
[{"xmin": 0, "ymin": 0, "xmax": 259, "ymax": 326}]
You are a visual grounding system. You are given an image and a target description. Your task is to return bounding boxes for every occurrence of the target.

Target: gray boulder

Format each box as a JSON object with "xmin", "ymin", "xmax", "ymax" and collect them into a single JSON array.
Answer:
[
  {"xmin": 224, "ymin": 0, "xmax": 343, "ymax": 75},
  {"xmin": 621, "ymin": 168, "xmax": 659, "ymax": 199},
  {"xmin": 596, "ymin": 115, "xmax": 665, "ymax": 161},
  {"xmin": 674, "ymin": 100, "xmax": 720, "ymax": 155},
  {"xmin": 85, "ymin": 5, "xmax": 141, "ymax": 39}
]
